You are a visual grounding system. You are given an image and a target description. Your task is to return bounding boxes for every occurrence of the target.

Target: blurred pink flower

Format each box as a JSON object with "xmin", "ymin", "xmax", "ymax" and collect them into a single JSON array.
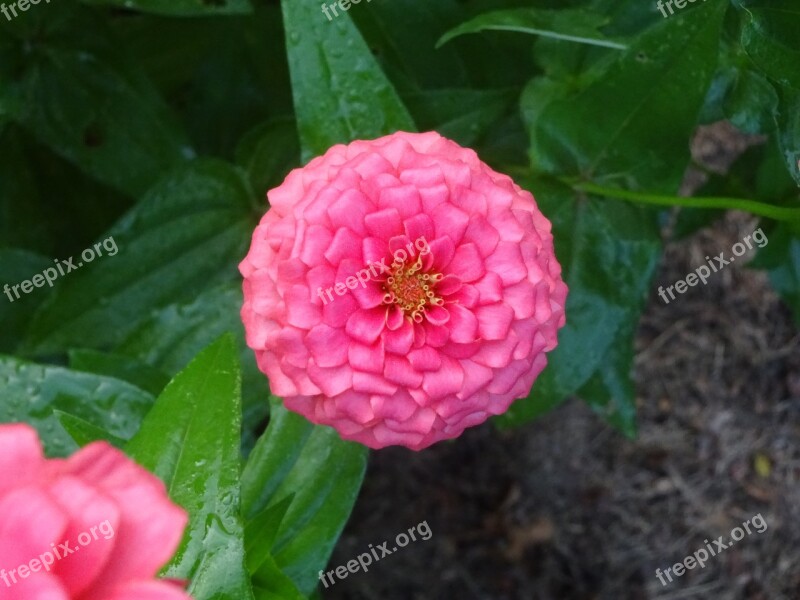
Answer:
[
  {"xmin": 240, "ymin": 131, "xmax": 567, "ymax": 450},
  {"xmin": 0, "ymin": 424, "xmax": 191, "ymax": 600}
]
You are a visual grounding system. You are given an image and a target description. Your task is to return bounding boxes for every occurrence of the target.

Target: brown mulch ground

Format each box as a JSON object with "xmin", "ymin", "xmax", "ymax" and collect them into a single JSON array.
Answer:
[{"xmin": 324, "ymin": 126, "xmax": 800, "ymax": 600}]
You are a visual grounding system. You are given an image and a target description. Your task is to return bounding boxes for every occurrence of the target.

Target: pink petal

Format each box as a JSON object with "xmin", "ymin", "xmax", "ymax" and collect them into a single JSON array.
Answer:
[
  {"xmin": 476, "ymin": 303, "xmax": 515, "ymax": 340},
  {"xmin": 327, "ymin": 189, "xmax": 369, "ymax": 236},
  {"xmin": 419, "ymin": 183, "xmax": 450, "ymax": 213},
  {"xmin": 364, "ymin": 208, "xmax": 403, "ymax": 240},
  {"xmin": 0, "ymin": 487, "xmax": 68, "ymax": 567},
  {"xmin": 463, "ymin": 214, "xmax": 500, "ymax": 258},
  {"xmin": 0, "ymin": 424, "xmax": 45, "ymax": 494},
  {"xmin": 345, "ymin": 307, "xmax": 387, "ymax": 344},
  {"xmin": 284, "ymin": 285, "xmax": 321, "ymax": 329},
  {"xmin": 421, "ymin": 356, "xmax": 464, "ymax": 400},
  {"xmin": 61, "ymin": 444, "xmax": 188, "ymax": 598},
  {"xmin": 427, "ymin": 236, "xmax": 455, "ymax": 272},
  {"xmin": 485, "ymin": 241, "xmax": 527, "ymax": 285},
  {"xmin": 448, "ymin": 304, "xmax": 479, "ymax": 344},
  {"xmin": 384, "ymin": 320, "xmax": 414, "ymax": 354},
  {"xmin": 323, "ymin": 227, "xmax": 362, "ymax": 265},
  {"xmin": 403, "ymin": 214, "xmax": 435, "ymax": 245},
  {"xmin": 383, "ymin": 355, "xmax": 423, "ymax": 388},
  {"xmin": 307, "ymin": 363, "xmax": 353, "ymax": 397},
  {"xmin": 448, "ymin": 243, "xmax": 485, "ymax": 283},
  {"xmin": 46, "ymin": 476, "xmax": 120, "ymax": 596},
  {"xmin": 348, "ymin": 339, "xmax": 385, "ymax": 374},
  {"xmin": 408, "ymin": 347, "xmax": 442, "ymax": 371},
  {"xmin": 378, "ymin": 185, "xmax": 422, "ymax": 219},
  {"xmin": 431, "ymin": 202, "xmax": 469, "ymax": 246},
  {"xmin": 306, "ymin": 324, "xmax": 349, "ymax": 368}
]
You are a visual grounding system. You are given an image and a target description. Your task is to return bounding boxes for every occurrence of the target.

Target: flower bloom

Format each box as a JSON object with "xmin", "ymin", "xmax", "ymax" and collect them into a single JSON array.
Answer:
[
  {"xmin": 240, "ymin": 131, "xmax": 567, "ymax": 450},
  {"xmin": 0, "ymin": 424, "xmax": 191, "ymax": 600}
]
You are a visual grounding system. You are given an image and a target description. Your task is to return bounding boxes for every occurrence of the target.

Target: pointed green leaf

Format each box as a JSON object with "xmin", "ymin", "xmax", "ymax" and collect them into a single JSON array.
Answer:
[
  {"xmin": 281, "ymin": 0, "xmax": 415, "ymax": 161},
  {"xmin": 242, "ymin": 398, "xmax": 368, "ymax": 596},
  {"xmin": 126, "ymin": 335, "xmax": 255, "ymax": 600},
  {"xmin": 438, "ymin": 8, "xmax": 627, "ymax": 50}
]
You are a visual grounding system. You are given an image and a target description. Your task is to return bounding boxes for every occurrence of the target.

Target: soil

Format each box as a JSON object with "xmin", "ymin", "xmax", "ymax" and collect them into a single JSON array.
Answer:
[{"xmin": 324, "ymin": 125, "xmax": 800, "ymax": 600}]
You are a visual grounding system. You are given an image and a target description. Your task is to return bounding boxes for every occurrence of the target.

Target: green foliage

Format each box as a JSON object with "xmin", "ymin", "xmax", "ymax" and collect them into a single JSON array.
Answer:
[{"xmin": 1, "ymin": 0, "xmax": 800, "ymax": 597}]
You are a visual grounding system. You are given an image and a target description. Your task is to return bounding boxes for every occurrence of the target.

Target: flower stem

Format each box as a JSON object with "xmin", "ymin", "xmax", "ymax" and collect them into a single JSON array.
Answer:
[{"xmin": 570, "ymin": 181, "xmax": 800, "ymax": 222}]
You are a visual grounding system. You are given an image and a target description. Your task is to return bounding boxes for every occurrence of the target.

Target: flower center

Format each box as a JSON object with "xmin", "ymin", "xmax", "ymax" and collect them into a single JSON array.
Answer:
[{"xmin": 381, "ymin": 255, "xmax": 444, "ymax": 323}]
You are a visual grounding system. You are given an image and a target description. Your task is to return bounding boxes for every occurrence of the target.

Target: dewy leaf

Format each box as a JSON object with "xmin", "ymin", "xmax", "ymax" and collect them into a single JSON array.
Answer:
[
  {"xmin": 438, "ymin": 8, "xmax": 627, "ymax": 50},
  {"xmin": 241, "ymin": 398, "xmax": 368, "ymax": 597},
  {"xmin": 125, "ymin": 335, "xmax": 255, "ymax": 600},
  {"xmin": 0, "ymin": 356, "xmax": 154, "ymax": 457},
  {"xmin": 115, "ymin": 282, "xmax": 270, "ymax": 454},
  {"xmin": 21, "ymin": 160, "xmax": 257, "ymax": 356},
  {"xmin": 498, "ymin": 178, "xmax": 661, "ymax": 431},
  {"xmin": 281, "ymin": 0, "xmax": 416, "ymax": 162},
  {"xmin": 79, "ymin": 0, "xmax": 252, "ymax": 17},
  {"xmin": 525, "ymin": 0, "xmax": 727, "ymax": 191},
  {"xmin": 1, "ymin": 5, "xmax": 191, "ymax": 197}
]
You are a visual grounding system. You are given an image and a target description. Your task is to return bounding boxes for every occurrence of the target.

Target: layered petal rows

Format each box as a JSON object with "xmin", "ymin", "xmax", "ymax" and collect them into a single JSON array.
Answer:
[
  {"xmin": 240, "ymin": 131, "xmax": 567, "ymax": 450},
  {"xmin": 0, "ymin": 424, "xmax": 190, "ymax": 600}
]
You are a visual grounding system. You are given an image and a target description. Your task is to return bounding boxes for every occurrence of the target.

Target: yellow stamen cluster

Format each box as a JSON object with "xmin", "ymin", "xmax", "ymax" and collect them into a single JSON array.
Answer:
[{"xmin": 382, "ymin": 255, "xmax": 444, "ymax": 323}]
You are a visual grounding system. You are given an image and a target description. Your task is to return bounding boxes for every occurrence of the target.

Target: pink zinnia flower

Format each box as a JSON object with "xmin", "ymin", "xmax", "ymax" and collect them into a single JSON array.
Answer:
[
  {"xmin": 0, "ymin": 424, "xmax": 191, "ymax": 600},
  {"xmin": 240, "ymin": 131, "xmax": 567, "ymax": 450}
]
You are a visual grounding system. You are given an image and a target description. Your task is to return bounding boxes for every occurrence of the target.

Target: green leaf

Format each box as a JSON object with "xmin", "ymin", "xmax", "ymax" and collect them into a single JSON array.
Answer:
[
  {"xmin": 0, "ymin": 356, "xmax": 154, "ymax": 457},
  {"xmin": 438, "ymin": 8, "xmax": 627, "ymax": 50},
  {"xmin": 0, "ymin": 127, "xmax": 48, "ymax": 253},
  {"xmin": 774, "ymin": 84, "xmax": 800, "ymax": 186},
  {"xmin": 751, "ymin": 223, "xmax": 800, "ymax": 324},
  {"xmin": 54, "ymin": 410, "xmax": 126, "ymax": 448},
  {"xmin": 115, "ymin": 283, "xmax": 270, "ymax": 454},
  {"xmin": 524, "ymin": 0, "xmax": 727, "ymax": 190},
  {"xmin": 738, "ymin": 0, "xmax": 800, "ymax": 90},
  {"xmin": 1, "ymin": 6, "xmax": 192, "ymax": 197},
  {"xmin": 235, "ymin": 119, "xmax": 301, "ymax": 202},
  {"xmin": 0, "ymin": 249, "xmax": 52, "ymax": 354},
  {"xmin": 125, "ymin": 335, "xmax": 255, "ymax": 600},
  {"xmin": 498, "ymin": 177, "xmax": 661, "ymax": 430},
  {"xmin": 68, "ymin": 348, "xmax": 170, "ymax": 397},
  {"xmin": 80, "ymin": 0, "xmax": 252, "ymax": 16},
  {"xmin": 21, "ymin": 160, "xmax": 257, "ymax": 356},
  {"xmin": 245, "ymin": 495, "xmax": 294, "ymax": 575},
  {"xmin": 720, "ymin": 67, "xmax": 779, "ymax": 134},
  {"xmin": 576, "ymin": 322, "xmax": 638, "ymax": 438},
  {"xmin": 281, "ymin": 0, "xmax": 416, "ymax": 162},
  {"xmin": 241, "ymin": 398, "xmax": 368, "ymax": 596},
  {"xmin": 401, "ymin": 88, "xmax": 517, "ymax": 148}
]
